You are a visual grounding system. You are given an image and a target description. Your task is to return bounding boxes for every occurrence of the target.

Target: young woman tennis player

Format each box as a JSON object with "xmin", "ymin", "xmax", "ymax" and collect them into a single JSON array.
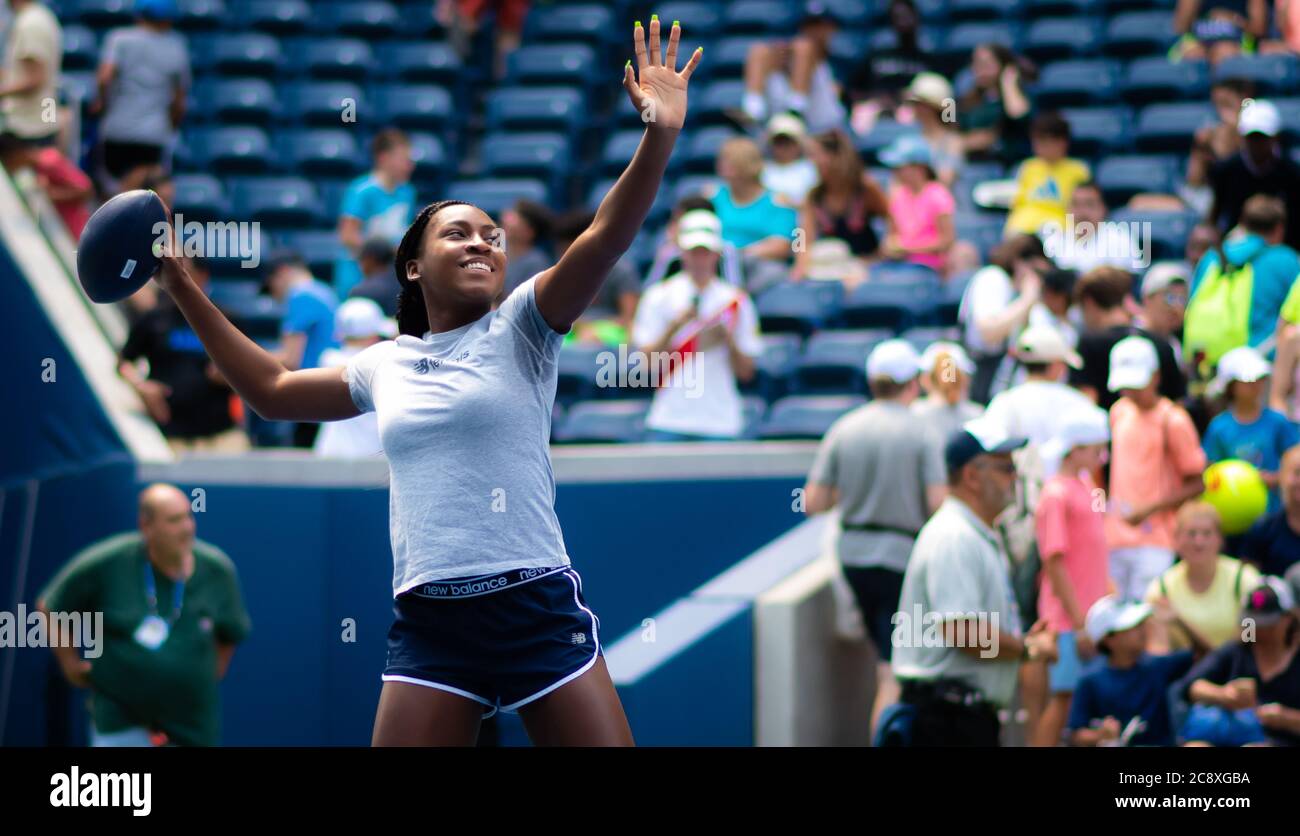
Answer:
[{"xmin": 152, "ymin": 19, "xmax": 701, "ymax": 745}]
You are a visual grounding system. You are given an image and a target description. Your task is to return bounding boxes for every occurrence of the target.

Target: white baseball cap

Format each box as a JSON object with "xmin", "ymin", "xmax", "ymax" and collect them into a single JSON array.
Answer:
[
  {"xmin": 1210, "ymin": 345, "xmax": 1271, "ymax": 397},
  {"xmin": 766, "ymin": 112, "xmax": 808, "ymax": 142},
  {"xmin": 920, "ymin": 341, "xmax": 975, "ymax": 376},
  {"xmin": 1107, "ymin": 335, "xmax": 1159, "ymax": 392},
  {"xmin": 866, "ymin": 338, "xmax": 923, "ymax": 384},
  {"xmin": 1140, "ymin": 261, "xmax": 1190, "ymax": 298},
  {"xmin": 1085, "ymin": 595, "xmax": 1153, "ymax": 645},
  {"xmin": 1041, "ymin": 405, "xmax": 1110, "ymax": 467},
  {"xmin": 336, "ymin": 297, "xmax": 396, "ymax": 340},
  {"xmin": 1238, "ymin": 99, "xmax": 1281, "ymax": 138},
  {"xmin": 1014, "ymin": 323, "xmax": 1082, "ymax": 369},
  {"xmin": 677, "ymin": 209, "xmax": 724, "ymax": 253},
  {"xmin": 905, "ymin": 72, "xmax": 954, "ymax": 110}
]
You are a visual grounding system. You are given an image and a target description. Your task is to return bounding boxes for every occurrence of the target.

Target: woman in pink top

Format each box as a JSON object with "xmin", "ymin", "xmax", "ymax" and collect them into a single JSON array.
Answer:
[
  {"xmin": 879, "ymin": 134, "xmax": 957, "ymax": 275},
  {"xmin": 1032, "ymin": 406, "xmax": 1113, "ymax": 746}
]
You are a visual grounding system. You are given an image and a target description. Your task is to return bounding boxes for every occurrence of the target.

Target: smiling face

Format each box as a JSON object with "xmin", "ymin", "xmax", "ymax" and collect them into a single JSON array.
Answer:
[{"xmin": 406, "ymin": 204, "xmax": 506, "ymax": 311}]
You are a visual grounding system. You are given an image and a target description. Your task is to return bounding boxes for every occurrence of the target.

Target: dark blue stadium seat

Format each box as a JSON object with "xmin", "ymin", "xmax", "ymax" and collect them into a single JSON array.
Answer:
[
  {"xmin": 854, "ymin": 120, "xmax": 923, "ymax": 165},
  {"xmin": 171, "ymin": 174, "xmax": 229, "ymax": 222},
  {"xmin": 841, "ymin": 279, "xmax": 936, "ymax": 330},
  {"xmin": 587, "ymin": 177, "xmax": 674, "ymax": 227},
  {"xmin": 313, "ymin": 2, "xmax": 401, "ymax": 38},
  {"xmin": 277, "ymin": 129, "xmax": 364, "ymax": 178},
  {"xmin": 1060, "ymin": 106, "xmax": 1133, "ymax": 156},
  {"xmin": 523, "ymin": 4, "xmax": 617, "ymax": 48},
  {"xmin": 506, "ymin": 43, "xmax": 599, "ymax": 88},
  {"xmin": 405, "ymin": 132, "xmax": 448, "ymax": 187},
  {"xmin": 1109, "ymin": 208, "xmax": 1200, "ymax": 261},
  {"xmin": 948, "ymin": 0, "xmax": 1025, "ymax": 22},
  {"xmin": 229, "ymin": 176, "xmax": 322, "ymax": 226},
  {"xmin": 794, "ymin": 328, "xmax": 893, "ymax": 395},
  {"xmin": 221, "ymin": 295, "xmax": 285, "ymax": 341},
  {"xmin": 657, "ymin": 2, "xmax": 725, "ymax": 38},
  {"xmin": 276, "ymin": 229, "xmax": 349, "ymax": 281},
  {"xmin": 553, "ymin": 400, "xmax": 649, "ymax": 444},
  {"xmin": 1103, "ymin": 12, "xmax": 1175, "ymax": 57},
  {"xmin": 938, "ymin": 23, "xmax": 1023, "ymax": 71},
  {"xmin": 448, "ymin": 178, "xmax": 550, "ymax": 218},
  {"xmin": 73, "ymin": 0, "xmax": 132, "ymax": 28},
  {"xmin": 479, "ymin": 133, "xmax": 571, "ymax": 192},
  {"xmin": 1032, "ymin": 59, "xmax": 1121, "ymax": 108},
  {"xmin": 901, "ymin": 326, "xmax": 961, "ymax": 354},
  {"xmin": 58, "ymin": 71, "xmax": 95, "ymax": 114},
  {"xmin": 672, "ymin": 174, "xmax": 721, "ymax": 204},
  {"xmin": 380, "ymin": 42, "xmax": 463, "ymax": 85},
  {"xmin": 758, "ymin": 395, "xmax": 868, "ymax": 440},
  {"xmin": 185, "ymin": 126, "xmax": 274, "ymax": 174},
  {"xmin": 211, "ymin": 33, "xmax": 283, "ymax": 77},
  {"xmin": 278, "ymin": 81, "xmax": 364, "ymax": 126},
  {"xmin": 1135, "ymin": 102, "xmax": 1215, "ymax": 152},
  {"xmin": 1213, "ymin": 54, "xmax": 1300, "ymax": 96},
  {"xmin": 710, "ymin": 37, "xmax": 754, "ymax": 80},
  {"xmin": 1120, "ymin": 56, "xmax": 1209, "ymax": 105},
  {"xmin": 823, "ymin": 0, "xmax": 872, "ymax": 26},
  {"xmin": 1095, "ymin": 154, "xmax": 1180, "ymax": 205},
  {"xmin": 207, "ymin": 279, "xmax": 262, "ymax": 310},
  {"xmin": 1102, "ymin": 0, "xmax": 1175, "ymax": 10},
  {"xmin": 556, "ymin": 343, "xmax": 608, "ymax": 403},
  {"xmin": 937, "ymin": 270, "xmax": 974, "ymax": 325},
  {"xmin": 756, "ymin": 281, "xmax": 845, "ymax": 337},
  {"xmin": 176, "ymin": 0, "xmax": 227, "ymax": 33},
  {"xmin": 724, "ymin": 0, "xmax": 799, "ymax": 34},
  {"xmin": 296, "ymin": 37, "xmax": 375, "ymax": 81},
  {"xmin": 239, "ymin": 1, "xmax": 311, "ymax": 35},
  {"xmin": 204, "ymin": 78, "xmax": 279, "ymax": 126},
  {"xmin": 61, "ymin": 25, "xmax": 97, "ymax": 71},
  {"xmin": 1026, "ymin": 0, "xmax": 1102, "ymax": 17},
  {"xmin": 954, "ymin": 212, "xmax": 1006, "ymax": 260},
  {"xmin": 315, "ymin": 179, "xmax": 352, "ymax": 219},
  {"xmin": 741, "ymin": 333, "xmax": 803, "ymax": 401},
  {"xmin": 373, "ymin": 85, "xmax": 453, "ymax": 131},
  {"xmin": 1023, "ymin": 17, "xmax": 1103, "ymax": 61},
  {"xmin": 485, "ymin": 86, "xmax": 585, "ymax": 134},
  {"xmin": 601, "ymin": 129, "xmax": 686, "ymax": 176},
  {"xmin": 1274, "ymin": 98, "xmax": 1300, "ymax": 143},
  {"xmin": 684, "ymin": 127, "xmax": 742, "ymax": 173},
  {"xmin": 694, "ymin": 79, "xmax": 749, "ymax": 126},
  {"xmin": 740, "ymin": 395, "xmax": 769, "ymax": 439}
]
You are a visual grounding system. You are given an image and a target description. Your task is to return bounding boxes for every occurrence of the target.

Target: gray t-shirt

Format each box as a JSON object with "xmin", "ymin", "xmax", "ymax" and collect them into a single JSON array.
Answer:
[
  {"xmin": 807, "ymin": 400, "xmax": 946, "ymax": 572},
  {"xmin": 586, "ymin": 257, "xmax": 641, "ymax": 320},
  {"xmin": 892, "ymin": 497, "xmax": 1023, "ymax": 707},
  {"xmin": 345, "ymin": 276, "xmax": 571, "ymax": 594},
  {"xmin": 99, "ymin": 26, "xmax": 190, "ymax": 145},
  {"xmin": 911, "ymin": 396, "xmax": 984, "ymax": 461}
]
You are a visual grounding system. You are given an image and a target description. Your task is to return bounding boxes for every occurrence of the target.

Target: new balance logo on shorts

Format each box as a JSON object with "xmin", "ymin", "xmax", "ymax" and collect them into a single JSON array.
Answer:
[{"xmin": 412, "ymin": 566, "xmax": 567, "ymax": 599}]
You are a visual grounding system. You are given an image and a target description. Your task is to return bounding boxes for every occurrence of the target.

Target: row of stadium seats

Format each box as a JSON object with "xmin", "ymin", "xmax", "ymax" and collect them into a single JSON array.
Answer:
[{"xmin": 550, "ymin": 394, "xmax": 868, "ymax": 443}]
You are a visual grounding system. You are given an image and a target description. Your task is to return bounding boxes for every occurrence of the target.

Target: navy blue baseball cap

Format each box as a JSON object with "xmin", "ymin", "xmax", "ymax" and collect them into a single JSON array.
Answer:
[{"xmin": 945, "ymin": 417, "xmax": 1028, "ymax": 473}]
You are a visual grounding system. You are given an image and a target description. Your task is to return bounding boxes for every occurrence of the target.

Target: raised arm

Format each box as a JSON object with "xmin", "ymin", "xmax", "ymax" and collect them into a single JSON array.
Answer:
[
  {"xmin": 535, "ymin": 18, "xmax": 702, "ymax": 332},
  {"xmin": 154, "ymin": 250, "xmax": 359, "ymax": 422}
]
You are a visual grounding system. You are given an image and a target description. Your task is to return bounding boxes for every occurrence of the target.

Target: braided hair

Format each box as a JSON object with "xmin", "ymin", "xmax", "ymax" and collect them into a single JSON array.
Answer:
[{"xmin": 394, "ymin": 200, "xmax": 473, "ymax": 337}]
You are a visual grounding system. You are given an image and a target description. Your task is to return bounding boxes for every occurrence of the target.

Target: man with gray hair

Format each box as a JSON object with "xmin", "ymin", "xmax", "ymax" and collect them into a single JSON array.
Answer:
[
  {"xmin": 804, "ymin": 338, "xmax": 948, "ymax": 735},
  {"xmin": 38, "ymin": 483, "xmax": 251, "ymax": 746}
]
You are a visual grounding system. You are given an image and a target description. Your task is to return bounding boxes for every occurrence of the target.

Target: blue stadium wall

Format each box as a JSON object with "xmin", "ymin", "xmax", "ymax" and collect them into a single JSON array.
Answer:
[{"xmin": 7, "ymin": 471, "xmax": 804, "ymax": 746}]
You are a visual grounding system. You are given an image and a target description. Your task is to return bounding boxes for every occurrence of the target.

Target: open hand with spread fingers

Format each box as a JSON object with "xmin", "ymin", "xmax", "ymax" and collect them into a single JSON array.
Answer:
[{"xmin": 623, "ymin": 17, "xmax": 702, "ymax": 131}]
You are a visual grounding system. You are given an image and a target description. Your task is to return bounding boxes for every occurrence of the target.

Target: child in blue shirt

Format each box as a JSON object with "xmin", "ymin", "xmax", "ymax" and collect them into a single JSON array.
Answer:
[
  {"xmin": 1203, "ymin": 347, "xmax": 1300, "ymax": 513},
  {"xmin": 1068, "ymin": 596, "xmax": 1194, "ymax": 746}
]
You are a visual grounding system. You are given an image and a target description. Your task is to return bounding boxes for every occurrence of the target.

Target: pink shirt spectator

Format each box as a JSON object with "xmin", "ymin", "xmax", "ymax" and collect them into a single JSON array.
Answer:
[
  {"xmin": 1035, "ymin": 471, "xmax": 1109, "ymax": 633},
  {"xmin": 32, "ymin": 148, "xmax": 92, "ymax": 240},
  {"xmin": 1106, "ymin": 397, "xmax": 1207, "ymax": 551},
  {"xmin": 888, "ymin": 181, "xmax": 954, "ymax": 272}
]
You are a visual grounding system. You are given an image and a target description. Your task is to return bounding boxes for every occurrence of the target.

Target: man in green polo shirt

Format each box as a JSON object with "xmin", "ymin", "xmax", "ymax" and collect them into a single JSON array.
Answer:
[{"xmin": 38, "ymin": 483, "xmax": 251, "ymax": 746}]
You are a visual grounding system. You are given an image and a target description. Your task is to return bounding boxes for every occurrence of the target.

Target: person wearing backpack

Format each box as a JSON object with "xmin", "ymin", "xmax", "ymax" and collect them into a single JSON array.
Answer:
[
  {"xmin": 1145, "ymin": 502, "xmax": 1261, "ymax": 658},
  {"xmin": 1185, "ymin": 195, "xmax": 1300, "ymax": 383}
]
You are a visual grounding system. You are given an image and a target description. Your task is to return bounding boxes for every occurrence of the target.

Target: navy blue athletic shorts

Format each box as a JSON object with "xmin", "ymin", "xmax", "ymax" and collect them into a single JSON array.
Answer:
[{"xmin": 382, "ymin": 566, "xmax": 602, "ymax": 717}]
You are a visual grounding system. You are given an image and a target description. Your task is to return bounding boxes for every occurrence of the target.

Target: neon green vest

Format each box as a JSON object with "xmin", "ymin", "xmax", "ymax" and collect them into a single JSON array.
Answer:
[{"xmin": 1184, "ymin": 259, "xmax": 1254, "ymax": 378}]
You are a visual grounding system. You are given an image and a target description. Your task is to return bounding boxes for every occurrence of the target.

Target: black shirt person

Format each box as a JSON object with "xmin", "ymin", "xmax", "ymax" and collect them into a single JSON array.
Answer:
[
  {"xmin": 118, "ymin": 257, "xmax": 249, "ymax": 452},
  {"xmin": 1209, "ymin": 99, "xmax": 1300, "ymax": 251}
]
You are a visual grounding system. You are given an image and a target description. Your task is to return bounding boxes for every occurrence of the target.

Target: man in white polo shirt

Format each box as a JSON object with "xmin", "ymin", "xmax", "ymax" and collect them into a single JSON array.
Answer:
[
  {"xmin": 632, "ymin": 211, "xmax": 763, "ymax": 441},
  {"xmin": 804, "ymin": 339, "xmax": 948, "ymax": 735},
  {"xmin": 892, "ymin": 417, "xmax": 1058, "ymax": 746}
]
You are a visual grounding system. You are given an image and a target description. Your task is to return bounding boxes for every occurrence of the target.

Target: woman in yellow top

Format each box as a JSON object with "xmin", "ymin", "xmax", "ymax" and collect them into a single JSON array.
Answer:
[{"xmin": 1145, "ymin": 502, "xmax": 1261, "ymax": 656}]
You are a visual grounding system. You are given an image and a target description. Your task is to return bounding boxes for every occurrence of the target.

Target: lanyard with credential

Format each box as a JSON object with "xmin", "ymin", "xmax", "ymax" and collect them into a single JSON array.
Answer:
[{"xmin": 144, "ymin": 562, "xmax": 185, "ymax": 625}]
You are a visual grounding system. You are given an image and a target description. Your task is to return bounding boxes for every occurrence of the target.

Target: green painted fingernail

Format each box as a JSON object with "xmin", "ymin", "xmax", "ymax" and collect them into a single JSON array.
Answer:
[
  {"xmin": 652, "ymin": 14, "xmax": 658, "ymax": 21},
  {"xmin": 635, "ymin": 20, "xmax": 642, "ymax": 27},
  {"xmin": 673, "ymin": 20, "xmax": 680, "ymax": 27},
  {"xmin": 625, "ymin": 59, "xmax": 631, "ymax": 67}
]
